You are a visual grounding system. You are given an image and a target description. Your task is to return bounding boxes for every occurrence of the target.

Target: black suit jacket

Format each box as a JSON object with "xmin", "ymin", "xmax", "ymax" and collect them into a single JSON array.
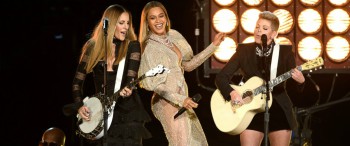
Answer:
[{"xmin": 215, "ymin": 42, "xmax": 304, "ymax": 131}]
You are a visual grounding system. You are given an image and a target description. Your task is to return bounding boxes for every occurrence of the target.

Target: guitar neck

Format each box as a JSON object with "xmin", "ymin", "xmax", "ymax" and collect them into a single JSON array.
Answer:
[
  {"xmin": 110, "ymin": 74, "xmax": 146, "ymax": 101},
  {"xmin": 253, "ymin": 66, "xmax": 301, "ymax": 96}
]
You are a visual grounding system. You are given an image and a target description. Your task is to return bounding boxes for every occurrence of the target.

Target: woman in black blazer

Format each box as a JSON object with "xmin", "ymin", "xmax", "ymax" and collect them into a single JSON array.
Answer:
[{"xmin": 215, "ymin": 11, "xmax": 306, "ymax": 146}]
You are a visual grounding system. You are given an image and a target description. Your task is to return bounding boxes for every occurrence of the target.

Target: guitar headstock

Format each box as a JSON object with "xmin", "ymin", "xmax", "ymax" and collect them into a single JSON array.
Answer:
[
  {"xmin": 145, "ymin": 64, "xmax": 170, "ymax": 77},
  {"xmin": 300, "ymin": 57, "xmax": 324, "ymax": 72}
]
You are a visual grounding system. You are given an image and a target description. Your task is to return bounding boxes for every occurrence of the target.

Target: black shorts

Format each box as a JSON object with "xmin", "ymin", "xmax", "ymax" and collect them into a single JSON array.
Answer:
[{"xmin": 246, "ymin": 100, "xmax": 291, "ymax": 132}]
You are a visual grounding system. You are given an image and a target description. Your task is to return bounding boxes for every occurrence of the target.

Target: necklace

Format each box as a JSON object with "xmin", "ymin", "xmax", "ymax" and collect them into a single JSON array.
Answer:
[
  {"xmin": 256, "ymin": 43, "xmax": 273, "ymax": 57},
  {"xmin": 149, "ymin": 34, "xmax": 174, "ymax": 48}
]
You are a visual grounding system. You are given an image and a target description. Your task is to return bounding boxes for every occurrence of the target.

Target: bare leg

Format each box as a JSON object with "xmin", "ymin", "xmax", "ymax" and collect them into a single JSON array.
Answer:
[
  {"xmin": 240, "ymin": 129, "xmax": 264, "ymax": 146},
  {"xmin": 269, "ymin": 130, "xmax": 292, "ymax": 146}
]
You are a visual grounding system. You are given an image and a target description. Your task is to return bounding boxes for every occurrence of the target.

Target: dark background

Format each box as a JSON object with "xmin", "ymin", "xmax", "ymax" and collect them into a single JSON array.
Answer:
[{"xmin": 1, "ymin": 0, "xmax": 349, "ymax": 146}]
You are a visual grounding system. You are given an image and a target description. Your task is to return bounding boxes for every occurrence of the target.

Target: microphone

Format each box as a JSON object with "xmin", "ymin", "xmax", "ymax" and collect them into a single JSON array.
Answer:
[
  {"xmin": 261, "ymin": 34, "xmax": 267, "ymax": 51},
  {"xmin": 103, "ymin": 17, "xmax": 109, "ymax": 33},
  {"xmin": 174, "ymin": 93, "xmax": 202, "ymax": 119}
]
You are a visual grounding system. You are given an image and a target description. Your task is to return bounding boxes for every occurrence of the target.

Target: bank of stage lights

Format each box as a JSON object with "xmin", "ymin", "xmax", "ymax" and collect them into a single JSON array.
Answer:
[{"xmin": 208, "ymin": 0, "xmax": 350, "ymax": 74}]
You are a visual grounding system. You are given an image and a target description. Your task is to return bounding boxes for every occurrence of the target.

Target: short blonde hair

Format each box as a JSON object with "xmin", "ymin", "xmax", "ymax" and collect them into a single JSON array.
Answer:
[{"xmin": 259, "ymin": 11, "xmax": 279, "ymax": 32}]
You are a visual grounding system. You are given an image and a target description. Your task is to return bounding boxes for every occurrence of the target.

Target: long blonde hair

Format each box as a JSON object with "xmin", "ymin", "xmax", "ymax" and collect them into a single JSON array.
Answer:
[
  {"xmin": 138, "ymin": 1, "xmax": 171, "ymax": 53},
  {"xmin": 80, "ymin": 4, "xmax": 137, "ymax": 73}
]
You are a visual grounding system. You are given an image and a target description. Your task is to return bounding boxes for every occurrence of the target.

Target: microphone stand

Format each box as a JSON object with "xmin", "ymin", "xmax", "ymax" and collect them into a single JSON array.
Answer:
[
  {"xmin": 102, "ymin": 21, "xmax": 108, "ymax": 146},
  {"xmin": 262, "ymin": 42, "xmax": 270, "ymax": 146},
  {"xmin": 193, "ymin": 0, "xmax": 216, "ymax": 92}
]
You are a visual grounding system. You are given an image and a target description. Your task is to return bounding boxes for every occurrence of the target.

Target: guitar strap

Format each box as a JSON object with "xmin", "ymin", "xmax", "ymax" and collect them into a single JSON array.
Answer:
[
  {"xmin": 114, "ymin": 57, "xmax": 126, "ymax": 92},
  {"xmin": 270, "ymin": 43, "xmax": 280, "ymax": 85}
]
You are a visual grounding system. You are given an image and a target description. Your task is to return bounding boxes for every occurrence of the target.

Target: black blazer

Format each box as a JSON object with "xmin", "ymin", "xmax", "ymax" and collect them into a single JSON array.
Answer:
[{"xmin": 215, "ymin": 42, "xmax": 304, "ymax": 130}]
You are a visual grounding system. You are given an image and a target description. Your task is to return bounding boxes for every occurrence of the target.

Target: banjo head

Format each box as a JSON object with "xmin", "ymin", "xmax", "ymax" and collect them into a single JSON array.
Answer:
[{"xmin": 78, "ymin": 97, "xmax": 103, "ymax": 133}]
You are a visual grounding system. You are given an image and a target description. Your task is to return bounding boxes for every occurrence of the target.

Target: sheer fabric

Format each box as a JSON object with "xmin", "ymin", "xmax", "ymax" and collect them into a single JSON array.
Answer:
[
  {"xmin": 72, "ymin": 40, "xmax": 151, "ymax": 146},
  {"xmin": 139, "ymin": 29, "xmax": 217, "ymax": 146}
]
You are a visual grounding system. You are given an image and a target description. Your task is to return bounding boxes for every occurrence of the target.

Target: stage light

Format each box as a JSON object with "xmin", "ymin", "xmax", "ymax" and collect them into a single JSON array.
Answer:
[
  {"xmin": 273, "ymin": 9, "xmax": 294, "ymax": 34},
  {"xmin": 240, "ymin": 9, "xmax": 261, "ymax": 34},
  {"xmin": 276, "ymin": 36, "xmax": 292, "ymax": 45},
  {"xmin": 300, "ymin": 0, "xmax": 322, "ymax": 6},
  {"xmin": 242, "ymin": 36, "xmax": 292, "ymax": 45},
  {"xmin": 297, "ymin": 36, "xmax": 322, "ymax": 61},
  {"xmin": 298, "ymin": 9, "xmax": 322, "ymax": 34},
  {"xmin": 242, "ymin": 0, "xmax": 263, "ymax": 6},
  {"xmin": 212, "ymin": 9, "xmax": 238, "ymax": 34},
  {"xmin": 242, "ymin": 36, "xmax": 254, "ymax": 43},
  {"xmin": 326, "ymin": 9, "xmax": 350, "ymax": 34},
  {"xmin": 326, "ymin": 36, "xmax": 350, "ymax": 62},
  {"xmin": 213, "ymin": 37, "xmax": 237, "ymax": 62},
  {"xmin": 207, "ymin": 0, "xmax": 350, "ymax": 75},
  {"xmin": 214, "ymin": 0, "xmax": 236, "ymax": 6},
  {"xmin": 271, "ymin": 0, "xmax": 292, "ymax": 6},
  {"xmin": 328, "ymin": 0, "xmax": 350, "ymax": 6}
]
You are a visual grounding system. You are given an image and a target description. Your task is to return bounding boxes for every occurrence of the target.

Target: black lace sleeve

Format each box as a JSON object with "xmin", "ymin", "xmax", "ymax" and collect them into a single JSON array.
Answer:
[
  {"xmin": 72, "ymin": 42, "xmax": 93, "ymax": 105},
  {"xmin": 125, "ymin": 41, "xmax": 141, "ymax": 86}
]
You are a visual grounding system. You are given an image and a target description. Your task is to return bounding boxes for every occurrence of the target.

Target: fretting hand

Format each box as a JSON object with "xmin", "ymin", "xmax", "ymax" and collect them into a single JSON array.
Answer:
[
  {"xmin": 120, "ymin": 87, "xmax": 132, "ymax": 97},
  {"xmin": 291, "ymin": 68, "xmax": 305, "ymax": 84}
]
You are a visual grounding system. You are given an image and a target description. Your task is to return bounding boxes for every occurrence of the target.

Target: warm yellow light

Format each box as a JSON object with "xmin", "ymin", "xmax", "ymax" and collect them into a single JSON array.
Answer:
[
  {"xmin": 300, "ymin": 0, "xmax": 322, "ymax": 6},
  {"xmin": 298, "ymin": 9, "xmax": 322, "ymax": 34},
  {"xmin": 214, "ymin": 37, "xmax": 237, "ymax": 62},
  {"xmin": 242, "ymin": 36, "xmax": 255, "ymax": 43},
  {"xmin": 271, "ymin": 0, "xmax": 292, "ymax": 6},
  {"xmin": 242, "ymin": 0, "xmax": 263, "ymax": 6},
  {"xmin": 326, "ymin": 36, "xmax": 350, "ymax": 62},
  {"xmin": 326, "ymin": 9, "xmax": 350, "ymax": 34},
  {"xmin": 241, "ymin": 9, "xmax": 261, "ymax": 34},
  {"xmin": 242, "ymin": 36, "xmax": 292, "ymax": 46},
  {"xmin": 273, "ymin": 9, "xmax": 294, "ymax": 34},
  {"xmin": 212, "ymin": 9, "xmax": 238, "ymax": 34},
  {"xmin": 328, "ymin": 0, "xmax": 350, "ymax": 6},
  {"xmin": 276, "ymin": 37, "xmax": 292, "ymax": 45},
  {"xmin": 214, "ymin": 0, "xmax": 236, "ymax": 6},
  {"xmin": 298, "ymin": 36, "xmax": 322, "ymax": 61}
]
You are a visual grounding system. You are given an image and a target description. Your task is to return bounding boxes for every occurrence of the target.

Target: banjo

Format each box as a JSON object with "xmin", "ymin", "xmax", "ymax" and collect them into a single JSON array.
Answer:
[{"xmin": 76, "ymin": 64, "xmax": 169, "ymax": 140}]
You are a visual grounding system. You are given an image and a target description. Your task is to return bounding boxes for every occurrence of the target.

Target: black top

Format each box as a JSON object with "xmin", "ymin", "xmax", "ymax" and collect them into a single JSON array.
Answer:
[
  {"xmin": 72, "ymin": 39, "xmax": 151, "ymax": 145},
  {"xmin": 215, "ymin": 42, "xmax": 305, "ymax": 131}
]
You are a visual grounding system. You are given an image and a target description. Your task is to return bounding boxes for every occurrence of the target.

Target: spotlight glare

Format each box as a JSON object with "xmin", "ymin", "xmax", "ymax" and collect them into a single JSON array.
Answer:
[
  {"xmin": 298, "ymin": 9, "xmax": 322, "ymax": 34},
  {"xmin": 326, "ymin": 36, "xmax": 350, "ymax": 62},
  {"xmin": 242, "ymin": 0, "xmax": 263, "ymax": 6},
  {"xmin": 298, "ymin": 36, "xmax": 322, "ymax": 61},
  {"xmin": 328, "ymin": 0, "xmax": 350, "ymax": 6},
  {"xmin": 242, "ymin": 36, "xmax": 255, "ymax": 43},
  {"xmin": 214, "ymin": 37, "xmax": 237, "ymax": 62},
  {"xmin": 271, "ymin": 0, "xmax": 292, "ymax": 6},
  {"xmin": 300, "ymin": 0, "xmax": 322, "ymax": 6},
  {"xmin": 212, "ymin": 9, "xmax": 238, "ymax": 33},
  {"xmin": 273, "ymin": 9, "xmax": 294, "ymax": 34},
  {"xmin": 215, "ymin": 0, "xmax": 236, "ymax": 6},
  {"xmin": 241, "ymin": 9, "xmax": 261, "ymax": 34},
  {"xmin": 276, "ymin": 37, "xmax": 292, "ymax": 45},
  {"xmin": 326, "ymin": 9, "xmax": 350, "ymax": 34}
]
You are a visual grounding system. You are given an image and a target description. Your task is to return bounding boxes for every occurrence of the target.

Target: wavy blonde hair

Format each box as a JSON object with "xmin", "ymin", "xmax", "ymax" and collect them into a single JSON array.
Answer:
[
  {"xmin": 80, "ymin": 4, "xmax": 137, "ymax": 73},
  {"xmin": 138, "ymin": 1, "xmax": 171, "ymax": 53}
]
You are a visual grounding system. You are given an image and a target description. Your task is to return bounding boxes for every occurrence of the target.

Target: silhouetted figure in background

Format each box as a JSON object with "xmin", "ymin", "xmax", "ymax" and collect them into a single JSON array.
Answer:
[{"xmin": 38, "ymin": 127, "xmax": 66, "ymax": 146}]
